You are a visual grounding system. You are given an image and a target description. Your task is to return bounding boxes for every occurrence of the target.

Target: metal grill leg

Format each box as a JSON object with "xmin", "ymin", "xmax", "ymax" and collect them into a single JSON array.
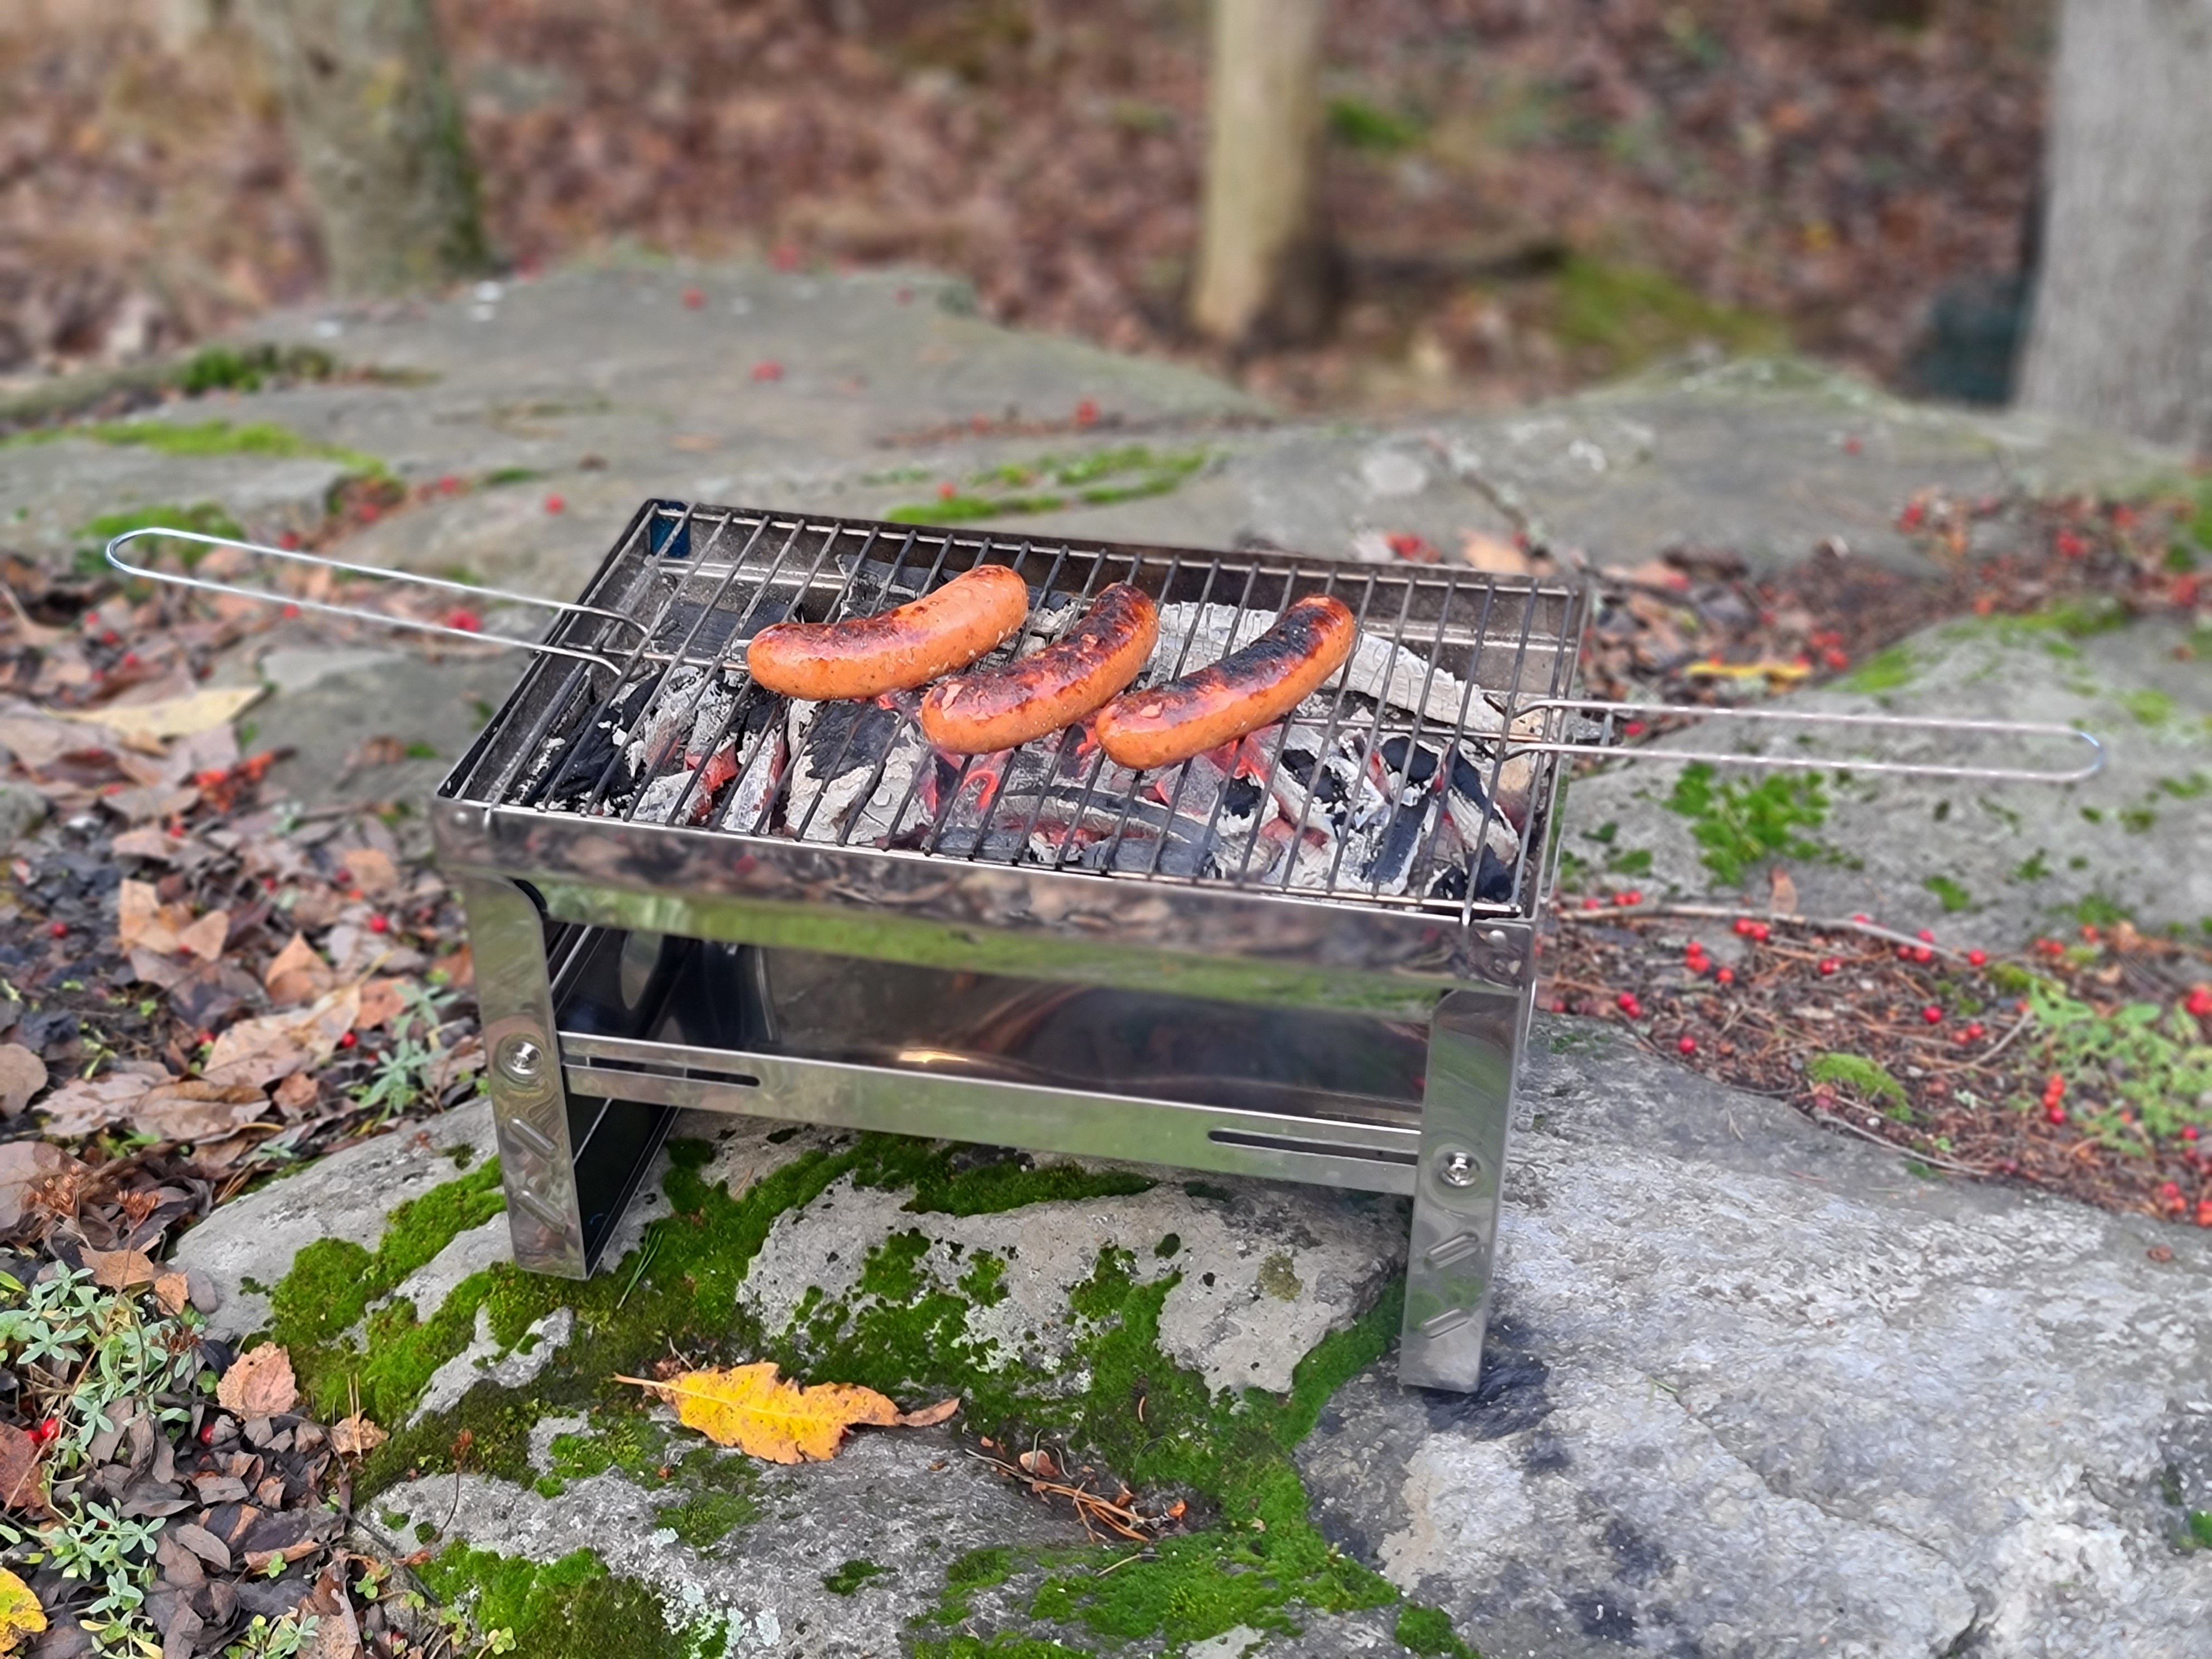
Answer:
[
  {"xmin": 1399, "ymin": 987, "xmax": 1519, "ymax": 1390},
  {"xmin": 460, "ymin": 875, "xmax": 589, "ymax": 1277}
]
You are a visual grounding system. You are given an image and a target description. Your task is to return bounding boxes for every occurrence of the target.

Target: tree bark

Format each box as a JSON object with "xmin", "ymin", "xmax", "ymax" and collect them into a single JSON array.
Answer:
[
  {"xmin": 238, "ymin": 0, "xmax": 492, "ymax": 298},
  {"xmin": 1189, "ymin": 0, "xmax": 1333, "ymax": 348},
  {"xmin": 2017, "ymin": 0, "xmax": 2212, "ymax": 452}
]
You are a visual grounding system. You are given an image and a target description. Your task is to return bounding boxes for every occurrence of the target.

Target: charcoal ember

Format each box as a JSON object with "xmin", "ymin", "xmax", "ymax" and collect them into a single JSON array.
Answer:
[
  {"xmin": 1474, "ymin": 844, "xmax": 1516, "ymax": 904},
  {"xmin": 634, "ymin": 766, "xmax": 708, "ymax": 826},
  {"xmin": 785, "ymin": 699, "xmax": 922, "ymax": 839},
  {"xmin": 1270, "ymin": 731, "xmax": 1386, "ymax": 834},
  {"xmin": 844, "ymin": 722, "xmax": 931, "ymax": 844},
  {"xmin": 717, "ymin": 724, "xmax": 786, "ymax": 835},
  {"xmin": 1443, "ymin": 747, "xmax": 1523, "ymax": 867},
  {"xmin": 1068, "ymin": 827, "xmax": 1213, "ymax": 878},
  {"xmin": 1360, "ymin": 791, "xmax": 1439, "ymax": 896},
  {"xmin": 683, "ymin": 680, "xmax": 742, "ymax": 766}
]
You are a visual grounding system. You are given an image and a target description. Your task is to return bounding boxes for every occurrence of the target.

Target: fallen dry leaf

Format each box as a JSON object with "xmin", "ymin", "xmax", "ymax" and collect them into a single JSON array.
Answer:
[
  {"xmin": 116, "ymin": 879, "xmax": 161, "ymax": 949},
  {"xmin": 263, "ymin": 931, "xmax": 333, "ymax": 1005},
  {"xmin": 898, "ymin": 1397, "xmax": 961, "ymax": 1428},
  {"xmin": 1770, "ymin": 867, "xmax": 1800, "ymax": 916},
  {"xmin": 341, "ymin": 847, "xmax": 399, "ymax": 898},
  {"xmin": 176, "ymin": 909, "xmax": 230, "ymax": 963},
  {"xmin": 202, "ymin": 984, "xmax": 360, "ymax": 1089},
  {"xmin": 82, "ymin": 1246, "xmax": 158, "ymax": 1291},
  {"xmin": 0, "ymin": 1564, "xmax": 43, "ymax": 1653},
  {"xmin": 1016, "ymin": 1447, "xmax": 1058, "ymax": 1479},
  {"xmin": 52, "ymin": 685, "xmax": 262, "ymax": 743},
  {"xmin": 620, "ymin": 1363, "xmax": 905, "ymax": 1464},
  {"xmin": 108, "ymin": 826, "xmax": 180, "ymax": 861},
  {"xmin": 1460, "ymin": 530, "xmax": 1533, "ymax": 574},
  {"xmin": 328, "ymin": 1413, "xmax": 389, "ymax": 1457},
  {"xmin": 153, "ymin": 1272, "xmax": 191, "ymax": 1316},
  {"xmin": 216, "ymin": 1344, "xmax": 298, "ymax": 1418},
  {"xmin": 127, "ymin": 1079, "xmax": 269, "ymax": 1144},
  {"xmin": 0, "ymin": 1142, "xmax": 81, "ymax": 1232},
  {"xmin": 32, "ymin": 1071, "xmax": 157, "ymax": 1138},
  {"xmin": 353, "ymin": 976, "xmax": 407, "ymax": 1032},
  {"xmin": 0, "ymin": 1426, "xmax": 44, "ymax": 1514},
  {"xmin": 0, "ymin": 1046, "xmax": 46, "ymax": 1119},
  {"xmin": 272, "ymin": 1072, "xmax": 320, "ymax": 1114}
]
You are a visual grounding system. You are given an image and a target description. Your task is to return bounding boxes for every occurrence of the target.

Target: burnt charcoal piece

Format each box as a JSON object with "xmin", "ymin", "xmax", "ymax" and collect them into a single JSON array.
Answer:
[
  {"xmin": 1427, "ymin": 862, "xmax": 1469, "ymax": 902},
  {"xmin": 523, "ymin": 677, "xmax": 655, "ymax": 808},
  {"xmin": 1379, "ymin": 735, "xmax": 1442, "ymax": 786},
  {"xmin": 1363, "ymin": 794, "xmax": 1438, "ymax": 894},
  {"xmin": 1474, "ymin": 846, "xmax": 1515, "ymax": 904}
]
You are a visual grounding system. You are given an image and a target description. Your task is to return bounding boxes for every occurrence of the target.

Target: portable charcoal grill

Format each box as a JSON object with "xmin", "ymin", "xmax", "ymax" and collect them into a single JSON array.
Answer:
[{"xmin": 111, "ymin": 503, "xmax": 2101, "ymax": 1390}]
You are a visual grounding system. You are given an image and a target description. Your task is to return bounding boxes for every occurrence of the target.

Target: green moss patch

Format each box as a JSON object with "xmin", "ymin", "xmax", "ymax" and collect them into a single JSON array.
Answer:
[
  {"xmin": 1663, "ymin": 761, "xmax": 1829, "ymax": 887},
  {"xmin": 417, "ymin": 1545, "xmax": 723, "ymax": 1659},
  {"xmin": 1552, "ymin": 255, "xmax": 1787, "ymax": 374},
  {"xmin": 886, "ymin": 446, "xmax": 1212, "ymax": 524},
  {"xmin": 1396, "ymin": 1601, "xmax": 1481, "ymax": 1656},
  {"xmin": 3, "ymin": 416, "xmax": 385, "ymax": 475},
  {"xmin": 1839, "ymin": 645, "xmax": 1914, "ymax": 695},
  {"xmin": 274, "ymin": 1127, "xmax": 1455, "ymax": 1655},
  {"xmin": 905, "ymin": 1156, "xmax": 1155, "ymax": 1217},
  {"xmin": 822, "ymin": 1558, "xmax": 891, "ymax": 1595}
]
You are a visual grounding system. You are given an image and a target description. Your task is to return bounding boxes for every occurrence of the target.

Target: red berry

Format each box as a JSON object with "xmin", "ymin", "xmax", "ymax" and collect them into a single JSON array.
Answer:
[
  {"xmin": 358, "ymin": 502, "xmax": 380, "ymax": 524},
  {"xmin": 1851, "ymin": 913, "xmax": 1871, "ymax": 924},
  {"xmin": 545, "ymin": 493, "xmax": 565, "ymax": 515},
  {"xmin": 938, "ymin": 482, "xmax": 957, "ymax": 500},
  {"xmin": 1622, "ymin": 720, "xmax": 1645, "ymax": 737},
  {"xmin": 1916, "ymin": 929, "xmax": 1935, "ymax": 943},
  {"xmin": 1750, "ymin": 922, "xmax": 1770, "ymax": 943},
  {"xmin": 2198, "ymin": 1199, "xmax": 2212, "ymax": 1229},
  {"xmin": 1922, "ymin": 1005, "xmax": 1943, "ymax": 1024},
  {"xmin": 368, "ymin": 914, "xmax": 390, "ymax": 933},
  {"xmin": 1967, "ymin": 949, "xmax": 1987, "ymax": 967},
  {"xmin": 1616, "ymin": 993, "xmax": 1641, "ymax": 1018},
  {"xmin": 1549, "ymin": 999, "xmax": 1568, "ymax": 1014},
  {"xmin": 1900, "ymin": 502, "xmax": 1926, "ymax": 530},
  {"xmin": 771, "ymin": 244, "xmax": 801, "ymax": 271},
  {"xmin": 682, "ymin": 286, "xmax": 705, "ymax": 309},
  {"xmin": 446, "ymin": 609, "xmax": 482, "ymax": 633},
  {"xmin": 1823, "ymin": 648, "xmax": 1849, "ymax": 670},
  {"xmin": 1818, "ymin": 958, "xmax": 1839, "ymax": 975},
  {"xmin": 2184, "ymin": 1126, "xmax": 2201, "ymax": 1141},
  {"xmin": 2185, "ymin": 985, "xmax": 2212, "ymax": 1018},
  {"xmin": 278, "ymin": 530, "xmax": 301, "ymax": 551},
  {"xmin": 1677, "ymin": 1035, "xmax": 1697, "ymax": 1055},
  {"xmin": 1843, "ymin": 436, "xmax": 1862, "ymax": 455},
  {"xmin": 1075, "ymin": 399, "xmax": 1100, "ymax": 426},
  {"xmin": 1582, "ymin": 896, "xmax": 1600, "ymax": 911},
  {"xmin": 1715, "ymin": 968, "xmax": 1735, "ymax": 986},
  {"xmin": 1613, "ymin": 890, "xmax": 1641, "ymax": 907},
  {"xmin": 2047, "ymin": 1104, "xmax": 2067, "ymax": 1125},
  {"xmin": 439, "ymin": 474, "xmax": 461, "ymax": 494},
  {"xmin": 1964, "ymin": 1022, "xmax": 1985, "ymax": 1040},
  {"xmin": 282, "ymin": 603, "xmax": 301, "ymax": 619},
  {"xmin": 46, "ymin": 921, "xmax": 65, "ymax": 938},
  {"xmin": 199, "ymin": 1423, "xmax": 215, "ymax": 1444},
  {"xmin": 337, "ymin": 1031, "xmax": 357, "ymax": 1050},
  {"xmin": 752, "ymin": 360, "xmax": 784, "ymax": 382},
  {"xmin": 333, "ymin": 868, "xmax": 352, "ymax": 885}
]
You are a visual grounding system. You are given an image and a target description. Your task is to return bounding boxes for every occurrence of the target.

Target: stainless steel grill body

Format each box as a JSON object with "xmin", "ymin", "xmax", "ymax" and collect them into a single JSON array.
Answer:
[{"xmin": 435, "ymin": 500, "xmax": 1586, "ymax": 1391}]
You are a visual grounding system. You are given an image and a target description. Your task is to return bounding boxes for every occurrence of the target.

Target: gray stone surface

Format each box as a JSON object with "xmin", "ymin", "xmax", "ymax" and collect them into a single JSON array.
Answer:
[
  {"xmin": 1557, "ymin": 611, "xmax": 2212, "ymax": 946},
  {"xmin": 178, "ymin": 1099, "xmax": 497, "ymax": 1344},
  {"xmin": 1297, "ymin": 1023, "xmax": 2212, "ymax": 1659},
  {"xmin": 0, "ymin": 778, "xmax": 49, "ymax": 848}
]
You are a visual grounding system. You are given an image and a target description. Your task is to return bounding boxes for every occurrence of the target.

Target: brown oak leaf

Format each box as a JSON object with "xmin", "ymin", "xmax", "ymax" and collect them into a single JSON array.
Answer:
[{"xmin": 216, "ymin": 1344, "xmax": 297, "ymax": 1418}]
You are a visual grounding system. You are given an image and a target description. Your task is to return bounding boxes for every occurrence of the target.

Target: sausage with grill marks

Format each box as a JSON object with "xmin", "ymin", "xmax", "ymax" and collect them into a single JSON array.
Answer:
[
  {"xmin": 920, "ymin": 583, "xmax": 1159, "ymax": 754},
  {"xmin": 745, "ymin": 564, "xmax": 1031, "ymax": 701},
  {"xmin": 1094, "ymin": 594, "xmax": 1358, "ymax": 771}
]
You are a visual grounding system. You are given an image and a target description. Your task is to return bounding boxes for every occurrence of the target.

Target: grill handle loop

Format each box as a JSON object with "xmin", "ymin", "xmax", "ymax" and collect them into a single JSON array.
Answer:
[
  {"xmin": 1505, "ymin": 697, "xmax": 2104, "ymax": 784},
  {"xmin": 105, "ymin": 526, "xmax": 643, "ymax": 676}
]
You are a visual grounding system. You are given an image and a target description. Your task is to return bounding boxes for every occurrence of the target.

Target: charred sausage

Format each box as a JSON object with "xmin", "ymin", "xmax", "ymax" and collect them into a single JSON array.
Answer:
[
  {"xmin": 745, "ymin": 564, "xmax": 1031, "ymax": 700},
  {"xmin": 919, "ymin": 583, "xmax": 1159, "ymax": 754},
  {"xmin": 1094, "ymin": 594, "xmax": 1357, "ymax": 771}
]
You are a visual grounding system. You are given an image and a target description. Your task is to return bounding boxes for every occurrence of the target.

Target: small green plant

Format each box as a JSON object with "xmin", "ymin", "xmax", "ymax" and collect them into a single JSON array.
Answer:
[
  {"xmin": 2024, "ymin": 980, "xmax": 2212, "ymax": 1142},
  {"xmin": 821, "ymin": 1558, "xmax": 889, "ymax": 1595},
  {"xmin": 223, "ymin": 1611, "xmax": 320, "ymax": 1657},
  {"xmin": 1840, "ymin": 645, "xmax": 1914, "ymax": 694},
  {"xmin": 1923, "ymin": 875, "xmax": 1973, "ymax": 913},
  {"xmin": 1664, "ymin": 762, "xmax": 1829, "ymax": 886},
  {"xmin": 886, "ymin": 446, "xmax": 1212, "ymax": 524},
  {"xmin": 352, "ymin": 980, "xmax": 461, "ymax": 1123},
  {"xmin": 1328, "ymin": 96, "xmax": 1423, "ymax": 152},
  {"xmin": 73, "ymin": 501, "xmax": 244, "ymax": 578},
  {"xmin": 1807, "ymin": 1052, "xmax": 1910, "ymax": 1114},
  {"xmin": 1395, "ymin": 1601, "xmax": 1479, "ymax": 1657},
  {"xmin": 2190, "ymin": 1510, "xmax": 2212, "ymax": 1550}
]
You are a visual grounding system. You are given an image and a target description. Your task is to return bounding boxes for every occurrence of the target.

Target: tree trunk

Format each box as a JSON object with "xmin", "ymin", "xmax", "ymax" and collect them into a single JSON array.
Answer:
[
  {"xmin": 1189, "ymin": 0, "xmax": 1333, "ymax": 348},
  {"xmin": 2017, "ymin": 0, "xmax": 2212, "ymax": 452},
  {"xmin": 238, "ymin": 0, "xmax": 492, "ymax": 298}
]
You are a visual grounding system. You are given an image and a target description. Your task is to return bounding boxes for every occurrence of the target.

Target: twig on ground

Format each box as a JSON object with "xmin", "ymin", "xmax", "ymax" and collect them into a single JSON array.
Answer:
[{"xmin": 1554, "ymin": 901, "xmax": 1974, "ymax": 962}]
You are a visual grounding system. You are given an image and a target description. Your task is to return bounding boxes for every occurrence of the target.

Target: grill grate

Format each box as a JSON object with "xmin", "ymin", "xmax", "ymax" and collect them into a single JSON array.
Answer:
[{"xmin": 445, "ymin": 503, "xmax": 1585, "ymax": 925}]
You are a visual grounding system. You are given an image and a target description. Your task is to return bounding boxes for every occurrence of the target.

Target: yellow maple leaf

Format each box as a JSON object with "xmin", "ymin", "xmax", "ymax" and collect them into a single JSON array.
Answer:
[
  {"xmin": 619, "ymin": 1363, "xmax": 906, "ymax": 1464},
  {"xmin": 0, "ymin": 1566, "xmax": 46, "ymax": 1655}
]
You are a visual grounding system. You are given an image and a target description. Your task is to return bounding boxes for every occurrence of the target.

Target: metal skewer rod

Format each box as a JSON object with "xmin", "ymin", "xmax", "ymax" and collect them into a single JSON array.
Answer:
[
  {"xmin": 106, "ymin": 525, "xmax": 648, "ymax": 675},
  {"xmin": 1507, "ymin": 697, "xmax": 2104, "ymax": 784}
]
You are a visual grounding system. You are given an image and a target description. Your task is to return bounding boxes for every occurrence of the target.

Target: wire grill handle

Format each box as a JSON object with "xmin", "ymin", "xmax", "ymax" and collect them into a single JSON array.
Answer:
[
  {"xmin": 105, "ymin": 526, "xmax": 646, "ymax": 675},
  {"xmin": 1507, "ymin": 698, "xmax": 2103, "ymax": 784}
]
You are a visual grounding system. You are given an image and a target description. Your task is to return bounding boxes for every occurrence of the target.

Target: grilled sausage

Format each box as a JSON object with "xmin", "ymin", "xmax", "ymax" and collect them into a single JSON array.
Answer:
[
  {"xmin": 745, "ymin": 564, "xmax": 1031, "ymax": 700},
  {"xmin": 919, "ymin": 583, "xmax": 1159, "ymax": 754},
  {"xmin": 1094, "ymin": 594, "xmax": 1357, "ymax": 771}
]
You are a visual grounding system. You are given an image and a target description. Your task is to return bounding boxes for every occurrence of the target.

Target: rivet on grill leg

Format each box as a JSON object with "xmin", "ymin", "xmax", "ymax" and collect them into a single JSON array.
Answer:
[{"xmin": 1436, "ymin": 1148, "xmax": 1479, "ymax": 1188}]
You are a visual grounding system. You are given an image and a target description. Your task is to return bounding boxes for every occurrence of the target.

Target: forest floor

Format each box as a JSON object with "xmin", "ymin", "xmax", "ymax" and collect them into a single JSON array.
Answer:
[{"xmin": 3, "ymin": 0, "xmax": 2048, "ymax": 415}]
